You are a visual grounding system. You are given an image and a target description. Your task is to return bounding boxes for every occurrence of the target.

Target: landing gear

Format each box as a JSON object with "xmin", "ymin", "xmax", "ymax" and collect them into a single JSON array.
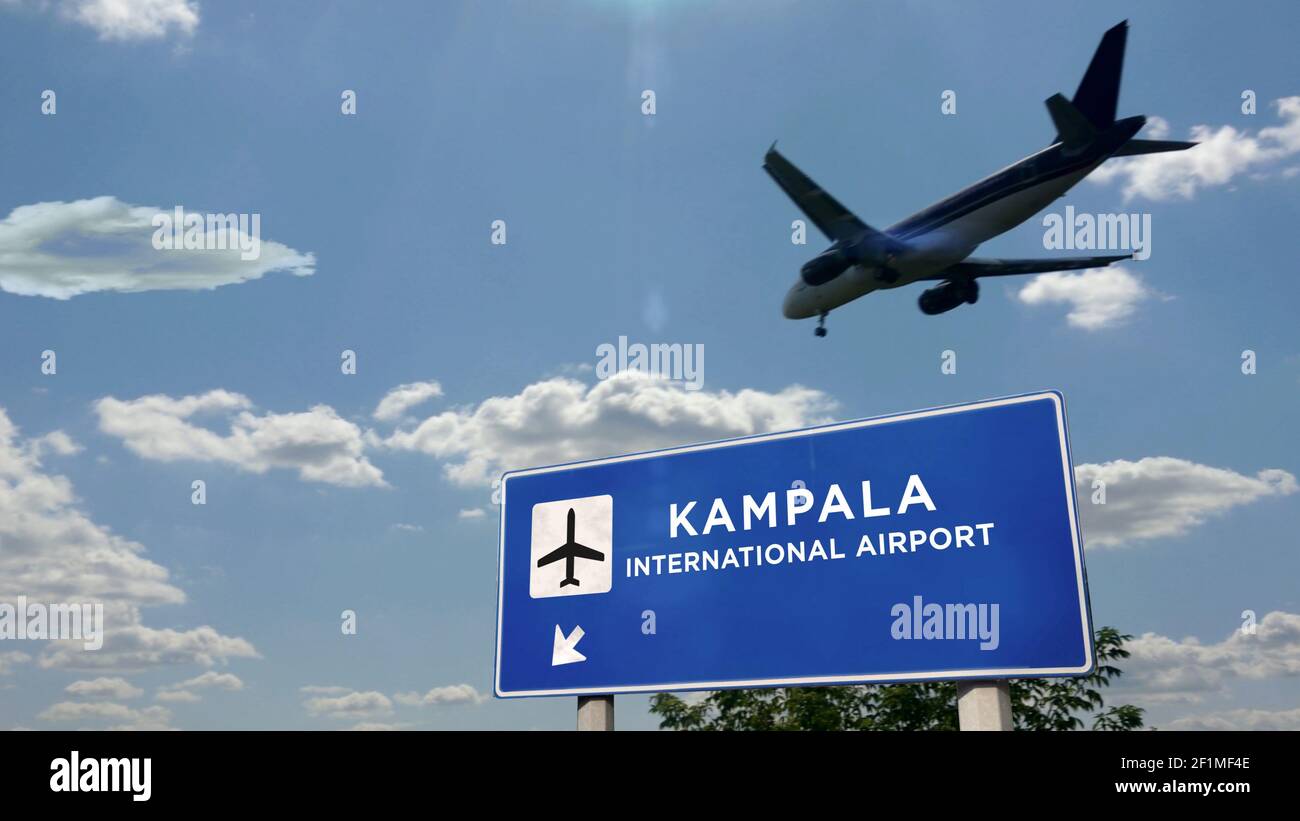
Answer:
[{"xmin": 815, "ymin": 312, "xmax": 828, "ymax": 337}]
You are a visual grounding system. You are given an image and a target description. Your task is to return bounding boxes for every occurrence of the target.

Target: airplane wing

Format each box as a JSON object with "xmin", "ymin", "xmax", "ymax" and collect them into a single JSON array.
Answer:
[
  {"xmin": 537, "ymin": 546, "xmax": 569, "ymax": 567},
  {"xmin": 923, "ymin": 253, "xmax": 1131, "ymax": 280},
  {"xmin": 567, "ymin": 542, "xmax": 605, "ymax": 562},
  {"xmin": 763, "ymin": 145, "xmax": 901, "ymax": 249}
]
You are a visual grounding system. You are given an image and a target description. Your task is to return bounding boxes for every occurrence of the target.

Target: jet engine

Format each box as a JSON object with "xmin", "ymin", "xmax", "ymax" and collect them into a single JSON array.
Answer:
[
  {"xmin": 800, "ymin": 233, "xmax": 888, "ymax": 286},
  {"xmin": 800, "ymin": 243, "xmax": 855, "ymax": 286},
  {"xmin": 918, "ymin": 279, "xmax": 978, "ymax": 315}
]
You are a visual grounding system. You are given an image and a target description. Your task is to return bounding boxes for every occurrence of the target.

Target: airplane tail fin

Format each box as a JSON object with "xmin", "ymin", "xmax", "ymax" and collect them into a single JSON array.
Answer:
[
  {"xmin": 1046, "ymin": 93, "xmax": 1097, "ymax": 150},
  {"xmin": 1072, "ymin": 20, "xmax": 1128, "ymax": 129},
  {"xmin": 560, "ymin": 577, "xmax": 579, "ymax": 588}
]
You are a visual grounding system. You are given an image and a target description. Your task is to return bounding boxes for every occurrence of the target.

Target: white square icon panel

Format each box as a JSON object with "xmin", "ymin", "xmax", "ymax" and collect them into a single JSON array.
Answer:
[{"xmin": 529, "ymin": 495, "xmax": 613, "ymax": 598}]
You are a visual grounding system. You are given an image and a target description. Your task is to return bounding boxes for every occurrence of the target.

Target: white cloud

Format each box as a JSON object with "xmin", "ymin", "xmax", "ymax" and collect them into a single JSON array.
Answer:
[
  {"xmin": 382, "ymin": 373, "xmax": 836, "ymax": 487},
  {"xmin": 1090, "ymin": 97, "xmax": 1300, "ymax": 201},
  {"xmin": 156, "ymin": 671, "xmax": 243, "ymax": 702},
  {"xmin": 1117, "ymin": 611, "xmax": 1300, "ymax": 705},
  {"xmin": 1165, "ymin": 707, "xmax": 1300, "ymax": 731},
  {"xmin": 65, "ymin": 677, "xmax": 143, "ymax": 700},
  {"xmin": 1075, "ymin": 457, "xmax": 1297, "ymax": 548},
  {"xmin": 0, "ymin": 197, "xmax": 313, "ymax": 299},
  {"xmin": 299, "ymin": 685, "xmax": 351, "ymax": 696},
  {"xmin": 58, "ymin": 0, "xmax": 199, "ymax": 41},
  {"xmin": 105, "ymin": 716, "xmax": 175, "ymax": 731},
  {"xmin": 95, "ymin": 390, "xmax": 386, "ymax": 488},
  {"xmin": 1141, "ymin": 115, "xmax": 1172, "ymax": 141},
  {"xmin": 164, "ymin": 670, "xmax": 243, "ymax": 691},
  {"xmin": 38, "ymin": 700, "xmax": 173, "ymax": 730},
  {"xmin": 0, "ymin": 407, "xmax": 257, "ymax": 672},
  {"xmin": 0, "ymin": 651, "xmax": 32, "ymax": 675},
  {"xmin": 1016, "ymin": 266, "xmax": 1150, "ymax": 330},
  {"xmin": 390, "ymin": 523, "xmax": 425, "ymax": 532},
  {"xmin": 39, "ymin": 623, "xmax": 259, "ymax": 671},
  {"xmin": 373, "ymin": 381, "xmax": 443, "ymax": 423},
  {"xmin": 304, "ymin": 690, "xmax": 394, "ymax": 720},
  {"xmin": 457, "ymin": 508, "xmax": 486, "ymax": 520},
  {"xmin": 350, "ymin": 721, "xmax": 410, "ymax": 731},
  {"xmin": 2, "ymin": 1, "xmax": 200, "ymax": 42},
  {"xmin": 30, "ymin": 431, "xmax": 81, "ymax": 458},
  {"xmin": 392, "ymin": 684, "xmax": 484, "ymax": 707}
]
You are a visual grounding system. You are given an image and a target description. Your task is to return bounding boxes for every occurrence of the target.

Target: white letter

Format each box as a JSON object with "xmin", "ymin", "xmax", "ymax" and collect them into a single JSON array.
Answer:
[
  {"xmin": 786, "ymin": 487, "xmax": 814, "ymax": 526},
  {"xmin": 818, "ymin": 483, "xmax": 854, "ymax": 522},
  {"xmin": 595, "ymin": 343, "xmax": 616, "ymax": 380},
  {"xmin": 669, "ymin": 502, "xmax": 697, "ymax": 538},
  {"xmin": 742, "ymin": 492, "xmax": 776, "ymax": 530},
  {"xmin": 133, "ymin": 758, "xmax": 151, "ymax": 802},
  {"xmin": 50, "ymin": 757, "xmax": 70, "ymax": 792},
  {"xmin": 861, "ymin": 481, "xmax": 891, "ymax": 518},
  {"xmin": 897, "ymin": 474, "xmax": 936, "ymax": 514},
  {"xmin": 702, "ymin": 498, "xmax": 736, "ymax": 534}
]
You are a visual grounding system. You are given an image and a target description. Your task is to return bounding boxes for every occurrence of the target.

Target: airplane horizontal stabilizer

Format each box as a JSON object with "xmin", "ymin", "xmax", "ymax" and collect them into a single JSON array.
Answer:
[
  {"xmin": 1111, "ymin": 138, "xmax": 1197, "ymax": 156},
  {"xmin": 927, "ymin": 253, "xmax": 1131, "ymax": 280},
  {"xmin": 1046, "ymin": 93, "xmax": 1098, "ymax": 150}
]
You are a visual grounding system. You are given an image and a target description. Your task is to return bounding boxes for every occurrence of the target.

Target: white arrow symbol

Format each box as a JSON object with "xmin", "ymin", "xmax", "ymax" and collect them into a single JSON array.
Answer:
[{"xmin": 552, "ymin": 624, "xmax": 587, "ymax": 666}]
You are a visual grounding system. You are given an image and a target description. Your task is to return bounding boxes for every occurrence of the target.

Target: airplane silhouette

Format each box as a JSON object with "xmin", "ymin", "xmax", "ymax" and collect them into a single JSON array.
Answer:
[{"xmin": 537, "ymin": 508, "xmax": 605, "ymax": 588}]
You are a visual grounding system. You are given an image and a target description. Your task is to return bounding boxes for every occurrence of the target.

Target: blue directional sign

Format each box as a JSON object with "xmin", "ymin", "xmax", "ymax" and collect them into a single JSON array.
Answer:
[{"xmin": 494, "ymin": 391, "xmax": 1093, "ymax": 697}]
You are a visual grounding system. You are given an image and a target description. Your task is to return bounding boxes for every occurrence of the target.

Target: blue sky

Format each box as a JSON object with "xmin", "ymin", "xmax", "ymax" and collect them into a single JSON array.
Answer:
[{"xmin": 0, "ymin": 0, "xmax": 1297, "ymax": 730}]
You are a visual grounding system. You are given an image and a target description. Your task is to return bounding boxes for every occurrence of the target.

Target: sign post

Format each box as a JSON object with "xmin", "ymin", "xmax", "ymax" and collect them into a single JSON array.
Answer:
[
  {"xmin": 957, "ymin": 680, "xmax": 1013, "ymax": 730},
  {"xmin": 577, "ymin": 695, "xmax": 614, "ymax": 731},
  {"xmin": 494, "ymin": 391, "xmax": 1093, "ymax": 724}
]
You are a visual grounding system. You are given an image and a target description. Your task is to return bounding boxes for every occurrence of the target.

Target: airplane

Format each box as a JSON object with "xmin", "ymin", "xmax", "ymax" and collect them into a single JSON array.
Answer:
[
  {"xmin": 537, "ymin": 508, "xmax": 605, "ymax": 588},
  {"xmin": 765, "ymin": 20, "xmax": 1195, "ymax": 336}
]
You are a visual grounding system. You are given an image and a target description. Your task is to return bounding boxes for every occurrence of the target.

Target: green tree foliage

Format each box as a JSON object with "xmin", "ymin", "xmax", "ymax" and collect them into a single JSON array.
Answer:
[{"xmin": 650, "ymin": 627, "xmax": 1145, "ymax": 731}]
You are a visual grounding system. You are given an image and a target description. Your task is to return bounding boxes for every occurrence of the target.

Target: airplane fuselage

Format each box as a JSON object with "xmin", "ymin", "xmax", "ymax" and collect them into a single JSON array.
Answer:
[{"xmin": 781, "ymin": 116, "xmax": 1144, "ymax": 320}]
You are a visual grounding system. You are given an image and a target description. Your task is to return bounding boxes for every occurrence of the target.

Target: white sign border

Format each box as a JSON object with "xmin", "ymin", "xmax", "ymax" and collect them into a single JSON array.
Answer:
[{"xmin": 494, "ymin": 390, "xmax": 1094, "ymax": 698}]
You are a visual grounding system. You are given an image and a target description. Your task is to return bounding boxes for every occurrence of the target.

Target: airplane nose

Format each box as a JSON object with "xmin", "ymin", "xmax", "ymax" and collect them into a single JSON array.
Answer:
[
  {"xmin": 782, "ymin": 287, "xmax": 798, "ymax": 319},
  {"xmin": 782, "ymin": 283, "xmax": 814, "ymax": 319}
]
